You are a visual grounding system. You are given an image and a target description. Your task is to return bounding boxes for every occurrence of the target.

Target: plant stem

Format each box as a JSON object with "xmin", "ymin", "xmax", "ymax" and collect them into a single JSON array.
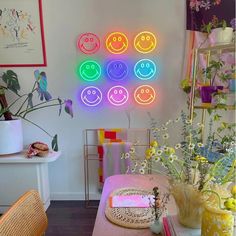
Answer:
[
  {"xmin": 18, "ymin": 115, "xmax": 53, "ymax": 138},
  {"xmin": 201, "ymin": 189, "xmax": 222, "ymax": 209}
]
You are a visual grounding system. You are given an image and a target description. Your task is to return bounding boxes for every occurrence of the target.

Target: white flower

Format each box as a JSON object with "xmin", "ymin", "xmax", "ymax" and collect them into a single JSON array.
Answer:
[
  {"xmin": 129, "ymin": 147, "xmax": 135, "ymax": 154},
  {"xmin": 154, "ymin": 156, "xmax": 160, "ymax": 162},
  {"xmin": 163, "ymin": 146, "xmax": 169, "ymax": 152},
  {"xmin": 161, "ymin": 126, "xmax": 167, "ymax": 131},
  {"xmin": 175, "ymin": 117, "xmax": 180, "ymax": 122},
  {"xmin": 197, "ymin": 123, "xmax": 204, "ymax": 127},
  {"xmin": 121, "ymin": 153, "xmax": 125, "ymax": 159},
  {"xmin": 134, "ymin": 162, "xmax": 138, "ymax": 167},
  {"xmin": 175, "ymin": 143, "xmax": 181, "ymax": 149},
  {"xmin": 125, "ymin": 153, "xmax": 130, "ymax": 159},
  {"xmin": 197, "ymin": 143, "xmax": 204, "ymax": 147},
  {"xmin": 156, "ymin": 149, "xmax": 163, "ymax": 155},
  {"xmin": 162, "ymin": 133, "xmax": 169, "ymax": 139},
  {"xmin": 185, "ymin": 119, "xmax": 192, "ymax": 124},
  {"xmin": 230, "ymin": 141, "xmax": 235, "ymax": 146},
  {"xmin": 131, "ymin": 167, "xmax": 136, "ymax": 173},
  {"xmin": 188, "ymin": 143, "xmax": 195, "ymax": 150},
  {"xmin": 171, "ymin": 154, "xmax": 178, "ymax": 160},
  {"xmin": 139, "ymin": 168, "xmax": 145, "ymax": 174},
  {"xmin": 141, "ymin": 162, "xmax": 147, "ymax": 168},
  {"xmin": 143, "ymin": 159, "xmax": 148, "ymax": 164},
  {"xmin": 168, "ymin": 156, "xmax": 174, "ymax": 163}
]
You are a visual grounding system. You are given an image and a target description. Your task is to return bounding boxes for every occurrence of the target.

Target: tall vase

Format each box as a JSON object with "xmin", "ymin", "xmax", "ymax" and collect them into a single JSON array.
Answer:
[{"xmin": 170, "ymin": 182, "xmax": 204, "ymax": 229}]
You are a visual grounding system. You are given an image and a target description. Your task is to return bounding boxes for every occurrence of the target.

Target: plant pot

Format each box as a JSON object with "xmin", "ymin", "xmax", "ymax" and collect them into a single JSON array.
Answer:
[
  {"xmin": 200, "ymin": 86, "xmax": 223, "ymax": 103},
  {"xmin": 209, "ymin": 27, "xmax": 233, "ymax": 46},
  {"xmin": 0, "ymin": 119, "xmax": 23, "ymax": 155},
  {"xmin": 201, "ymin": 204, "xmax": 234, "ymax": 236}
]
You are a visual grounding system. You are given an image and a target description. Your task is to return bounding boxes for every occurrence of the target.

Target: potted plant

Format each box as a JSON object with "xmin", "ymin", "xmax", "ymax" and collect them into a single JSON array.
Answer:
[
  {"xmin": 201, "ymin": 15, "xmax": 234, "ymax": 46},
  {"xmin": 0, "ymin": 70, "xmax": 73, "ymax": 155}
]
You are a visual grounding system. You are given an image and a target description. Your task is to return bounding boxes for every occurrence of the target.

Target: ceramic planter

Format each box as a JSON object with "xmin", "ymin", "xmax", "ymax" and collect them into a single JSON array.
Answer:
[
  {"xmin": 209, "ymin": 27, "xmax": 233, "ymax": 46},
  {"xmin": 0, "ymin": 119, "xmax": 23, "ymax": 155},
  {"xmin": 200, "ymin": 86, "xmax": 223, "ymax": 103}
]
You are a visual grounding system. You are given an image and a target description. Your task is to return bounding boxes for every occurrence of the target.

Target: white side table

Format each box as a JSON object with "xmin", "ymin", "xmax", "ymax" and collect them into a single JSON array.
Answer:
[{"xmin": 0, "ymin": 150, "xmax": 61, "ymax": 213}]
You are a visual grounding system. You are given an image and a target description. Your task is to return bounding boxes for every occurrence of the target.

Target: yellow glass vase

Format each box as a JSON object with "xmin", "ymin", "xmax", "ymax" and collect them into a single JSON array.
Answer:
[
  {"xmin": 201, "ymin": 204, "xmax": 234, "ymax": 236},
  {"xmin": 170, "ymin": 182, "xmax": 204, "ymax": 229}
]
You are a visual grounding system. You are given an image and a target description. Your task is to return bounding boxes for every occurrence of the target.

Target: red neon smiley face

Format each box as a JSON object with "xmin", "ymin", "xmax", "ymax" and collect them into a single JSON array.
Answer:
[
  {"xmin": 134, "ymin": 85, "xmax": 156, "ymax": 105},
  {"xmin": 106, "ymin": 32, "xmax": 128, "ymax": 54},
  {"xmin": 77, "ymin": 33, "xmax": 100, "ymax": 54}
]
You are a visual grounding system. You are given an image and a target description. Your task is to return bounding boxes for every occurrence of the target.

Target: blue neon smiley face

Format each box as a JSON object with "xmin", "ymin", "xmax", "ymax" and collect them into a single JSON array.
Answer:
[
  {"xmin": 81, "ymin": 86, "xmax": 102, "ymax": 106},
  {"xmin": 134, "ymin": 59, "xmax": 157, "ymax": 80},
  {"xmin": 106, "ymin": 60, "xmax": 128, "ymax": 81}
]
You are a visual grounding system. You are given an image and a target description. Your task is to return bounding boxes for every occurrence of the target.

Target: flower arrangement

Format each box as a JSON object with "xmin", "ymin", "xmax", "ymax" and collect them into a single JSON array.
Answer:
[
  {"xmin": 123, "ymin": 111, "xmax": 235, "ymax": 228},
  {"xmin": 0, "ymin": 70, "xmax": 73, "ymax": 151}
]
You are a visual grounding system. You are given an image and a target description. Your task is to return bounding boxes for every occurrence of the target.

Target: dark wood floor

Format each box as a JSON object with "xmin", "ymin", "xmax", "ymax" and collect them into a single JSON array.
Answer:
[{"xmin": 46, "ymin": 201, "xmax": 99, "ymax": 236}]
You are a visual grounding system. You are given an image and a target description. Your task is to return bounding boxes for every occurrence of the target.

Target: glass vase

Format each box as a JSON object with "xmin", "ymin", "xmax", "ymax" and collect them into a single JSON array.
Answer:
[
  {"xmin": 170, "ymin": 182, "xmax": 204, "ymax": 229},
  {"xmin": 201, "ymin": 204, "xmax": 234, "ymax": 236}
]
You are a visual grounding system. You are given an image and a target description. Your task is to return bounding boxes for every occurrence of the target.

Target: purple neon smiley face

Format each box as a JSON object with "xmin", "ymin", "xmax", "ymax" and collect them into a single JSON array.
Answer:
[
  {"xmin": 107, "ymin": 86, "xmax": 129, "ymax": 106},
  {"xmin": 77, "ymin": 33, "xmax": 100, "ymax": 54},
  {"xmin": 106, "ymin": 60, "xmax": 128, "ymax": 81},
  {"xmin": 81, "ymin": 86, "xmax": 102, "ymax": 106}
]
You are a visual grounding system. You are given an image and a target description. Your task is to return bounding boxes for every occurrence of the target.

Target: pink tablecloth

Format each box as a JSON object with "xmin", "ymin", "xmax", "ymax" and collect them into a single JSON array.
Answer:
[{"xmin": 92, "ymin": 174, "xmax": 176, "ymax": 236}]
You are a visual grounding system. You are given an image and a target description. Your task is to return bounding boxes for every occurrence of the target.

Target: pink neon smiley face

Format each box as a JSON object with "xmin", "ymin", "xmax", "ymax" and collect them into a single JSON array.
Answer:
[
  {"xmin": 134, "ymin": 85, "xmax": 156, "ymax": 105},
  {"xmin": 107, "ymin": 86, "xmax": 129, "ymax": 106},
  {"xmin": 77, "ymin": 33, "xmax": 100, "ymax": 54}
]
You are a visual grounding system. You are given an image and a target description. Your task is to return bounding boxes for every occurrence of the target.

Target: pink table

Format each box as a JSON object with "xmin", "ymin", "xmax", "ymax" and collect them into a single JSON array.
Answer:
[{"xmin": 92, "ymin": 174, "xmax": 176, "ymax": 236}]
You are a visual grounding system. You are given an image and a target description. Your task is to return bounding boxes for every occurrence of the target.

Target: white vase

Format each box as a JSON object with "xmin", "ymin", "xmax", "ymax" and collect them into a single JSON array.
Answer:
[
  {"xmin": 0, "ymin": 119, "xmax": 23, "ymax": 155},
  {"xmin": 209, "ymin": 27, "xmax": 233, "ymax": 46}
]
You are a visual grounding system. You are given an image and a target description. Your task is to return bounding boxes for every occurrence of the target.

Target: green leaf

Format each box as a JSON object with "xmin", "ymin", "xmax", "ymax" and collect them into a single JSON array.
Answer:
[
  {"xmin": 2, "ymin": 70, "xmax": 20, "ymax": 94},
  {"xmin": 51, "ymin": 134, "xmax": 58, "ymax": 151}
]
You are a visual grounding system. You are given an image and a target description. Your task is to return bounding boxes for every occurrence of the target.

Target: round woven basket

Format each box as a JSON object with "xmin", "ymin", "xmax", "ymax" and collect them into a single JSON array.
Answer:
[{"xmin": 105, "ymin": 187, "xmax": 155, "ymax": 229}]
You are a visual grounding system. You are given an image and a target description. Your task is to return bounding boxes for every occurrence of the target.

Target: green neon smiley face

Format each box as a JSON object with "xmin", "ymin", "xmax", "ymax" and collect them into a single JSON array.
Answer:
[{"xmin": 78, "ymin": 60, "xmax": 101, "ymax": 81}]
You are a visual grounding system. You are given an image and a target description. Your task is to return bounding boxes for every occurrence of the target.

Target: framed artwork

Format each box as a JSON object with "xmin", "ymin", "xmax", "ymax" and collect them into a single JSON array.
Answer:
[{"xmin": 0, "ymin": 0, "xmax": 47, "ymax": 67}]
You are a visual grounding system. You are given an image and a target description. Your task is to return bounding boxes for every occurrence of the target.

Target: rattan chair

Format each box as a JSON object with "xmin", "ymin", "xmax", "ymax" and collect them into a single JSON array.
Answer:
[{"xmin": 0, "ymin": 190, "xmax": 48, "ymax": 236}]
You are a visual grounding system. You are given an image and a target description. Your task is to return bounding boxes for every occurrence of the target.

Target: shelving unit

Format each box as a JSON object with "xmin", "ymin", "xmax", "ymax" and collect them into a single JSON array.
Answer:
[
  {"xmin": 83, "ymin": 128, "xmax": 151, "ymax": 208},
  {"xmin": 189, "ymin": 43, "xmax": 235, "ymax": 140}
]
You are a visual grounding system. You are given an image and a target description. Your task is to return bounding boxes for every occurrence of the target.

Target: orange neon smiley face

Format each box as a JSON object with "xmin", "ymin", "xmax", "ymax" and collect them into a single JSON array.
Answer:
[
  {"xmin": 134, "ymin": 85, "xmax": 156, "ymax": 105},
  {"xmin": 134, "ymin": 31, "xmax": 156, "ymax": 54},
  {"xmin": 106, "ymin": 32, "xmax": 128, "ymax": 54}
]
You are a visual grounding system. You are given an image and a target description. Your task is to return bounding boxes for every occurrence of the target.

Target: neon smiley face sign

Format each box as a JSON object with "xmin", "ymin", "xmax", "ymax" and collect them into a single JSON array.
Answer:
[
  {"xmin": 106, "ymin": 60, "xmax": 128, "ymax": 81},
  {"xmin": 107, "ymin": 86, "xmax": 129, "ymax": 106},
  {"xmin": 78, "ymin": 60, "xmax": 101, "ymax": 82},
  {"xmin": 106, "ymin": 32, "xmax": 128, "ymax": 54},
  {"xmin": 134, "ymin": 31, "xmax": 157, "ymax": 54},
  {"xmin": 134, "ymin": 59, "xmax": 157, "ymax": 80},
  {"xmin": 81, "ymin": 86, "xmax": 102, "ymax": 106},
  {"xmin": 77, "ymin": 33, "xmax": 100, "ymax": 54},
  {"xmin": 134, "ymin": 85, "xmax": 156, "ymax": 105}
]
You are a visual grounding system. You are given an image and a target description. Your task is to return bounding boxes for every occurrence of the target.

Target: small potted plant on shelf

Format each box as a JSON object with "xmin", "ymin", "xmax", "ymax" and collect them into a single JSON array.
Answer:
[
  {"xmin": 201, "ymin": 15, "xmax": 234, "ymax": 46},
  {"xmin": 0, "ymin": 70, "xmax": 73, "ymax": 155}
]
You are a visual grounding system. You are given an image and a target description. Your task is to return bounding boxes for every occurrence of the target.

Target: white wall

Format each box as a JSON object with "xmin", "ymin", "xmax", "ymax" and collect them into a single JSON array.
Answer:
[{"xmin": 3, "ymin": 0, "xmax": 187, "ymax": 199}]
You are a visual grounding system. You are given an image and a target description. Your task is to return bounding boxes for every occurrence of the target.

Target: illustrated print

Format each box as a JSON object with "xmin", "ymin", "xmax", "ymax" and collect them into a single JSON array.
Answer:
[
  {"xmin": 134, "ymin": 31, "xmax": 156, "ymax": 54},
  {"xmin": 81, "ymin": 86, "xmax": 102, "ymax": 106},
  {"xmin": 77, "ymin": 33, "xmax": 100, "ymax": 54},
  {"xmin": 105, "ymin": 32, "xmax": 128, "ymax": 54},
  {"xmin": 107, "ymin": 86, "xmax": 129, "ymax": 106},
  {"xmin": 134, "ymin": 85, "xmax": 156, "ymax": 105},
  {"xmin": 0, "ymin": 8, "xmax": 36, "ymax": 42},
  {"xmin": 106, "ymin": 60, "xmax": 128, "ymax": 81}
]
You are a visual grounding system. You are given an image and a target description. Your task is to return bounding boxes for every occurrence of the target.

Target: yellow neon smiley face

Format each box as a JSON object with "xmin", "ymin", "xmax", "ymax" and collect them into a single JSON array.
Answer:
[
  {"xmin": 106, "ymin": 32, "xmax": 128, "ymax": 54},
  {"xmin": 134, "ymin": 31, "xmax": 156, "ymax": 54}
]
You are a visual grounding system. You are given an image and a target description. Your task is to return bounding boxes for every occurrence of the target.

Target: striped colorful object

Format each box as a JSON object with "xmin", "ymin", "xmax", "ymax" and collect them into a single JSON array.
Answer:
[{"xmin": 97, "ymin": 129, "xmax": 127, "ymax": 189}]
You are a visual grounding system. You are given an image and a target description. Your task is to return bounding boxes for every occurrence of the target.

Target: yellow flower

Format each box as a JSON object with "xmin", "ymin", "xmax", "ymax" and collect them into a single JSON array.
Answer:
[
  {"xmin": 195, "ymin": 155, "xmax": 208, "ymax": 163},
  {"xmin": 231, "ymin": 185, "xmax": 236, "ymax": 197},
  {"xmin": 150, "ymin": 140, "xmax": 158, "ymax": 147},
  {"xmin": 145, "ymin": 148, "xmax": 152, "ymax": 159},
  {"xmin": 224, "ymin": 198, "xmax": 236, "ymax": 212}
]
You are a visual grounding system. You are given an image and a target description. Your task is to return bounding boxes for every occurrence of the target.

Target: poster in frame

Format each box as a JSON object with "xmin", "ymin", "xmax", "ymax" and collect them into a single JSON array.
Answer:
[{"xmin": 0, "ymin": 0, "xmax": 47, "ymax": 67}]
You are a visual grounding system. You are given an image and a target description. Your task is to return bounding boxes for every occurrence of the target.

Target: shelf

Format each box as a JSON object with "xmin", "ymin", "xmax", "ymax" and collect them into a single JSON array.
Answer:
[
  {"xmin": 197, "ymin": 43, "xmax": 235, "ymax": 54},
  {"xmin": 194, "ymin": 104, "xmax": 236, "ymax": 110}
]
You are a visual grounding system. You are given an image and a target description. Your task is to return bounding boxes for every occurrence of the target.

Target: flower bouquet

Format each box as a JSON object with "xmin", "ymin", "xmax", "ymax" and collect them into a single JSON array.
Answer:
[{"xmin": 123, "ymin": 111, "xmax": 235, "ymax": 228}]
